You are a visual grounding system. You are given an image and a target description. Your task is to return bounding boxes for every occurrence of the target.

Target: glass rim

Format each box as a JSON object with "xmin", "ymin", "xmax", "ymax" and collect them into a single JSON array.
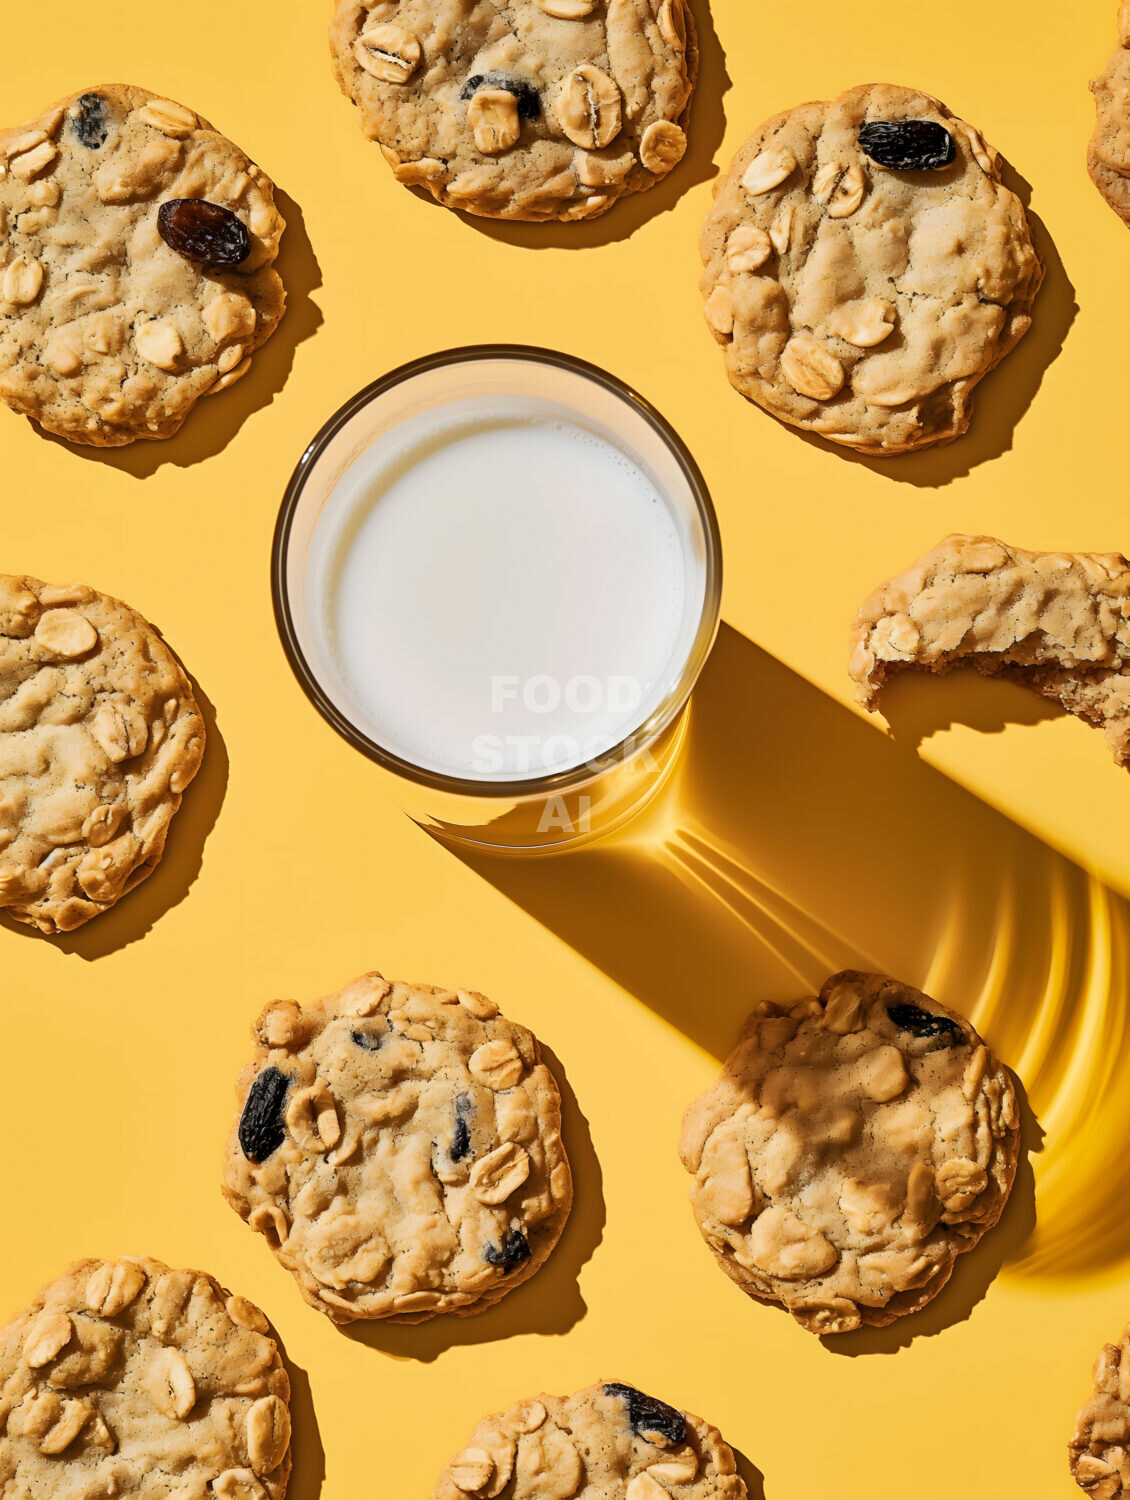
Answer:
[{"xmin": 270, "ymin": 342, "xmax": 723, "ymax": 800}]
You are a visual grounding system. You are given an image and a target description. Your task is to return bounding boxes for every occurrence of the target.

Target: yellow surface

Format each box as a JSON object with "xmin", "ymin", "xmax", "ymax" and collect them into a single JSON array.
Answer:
[{"xmin": 2, "ymin": 2, "xmax": 1129, "ymax": 1496}]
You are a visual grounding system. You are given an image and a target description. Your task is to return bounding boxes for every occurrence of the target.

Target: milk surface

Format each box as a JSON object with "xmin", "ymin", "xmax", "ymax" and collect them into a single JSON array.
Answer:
[{"xmin": 308, "ymin": 398, "xmax": 701, "ymax": 781}]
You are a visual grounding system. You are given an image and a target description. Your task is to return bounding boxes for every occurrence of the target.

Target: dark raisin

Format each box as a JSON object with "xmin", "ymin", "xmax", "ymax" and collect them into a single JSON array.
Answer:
[
  {"xmin": 858, "ymin": 120, "xmax": 955, "ymax": 172},
  {"xmin": 482, "ymin": 1228, "xmax": 531, "ymax": 1272},
  {"xmin": 603, "ymin": 1384, "xmax": 687, "ymax": 1448},
  {"xmin": 157, "ymin": 199, "xmax": 251, "ymax": 266},
  {"xmin": 459, "ymin": 73, "xmax": 541, "ymax": 120},
  {"xmin": 451, "ymin": 1093, "xmax": 473, "ymax": 1161},
  {"xmin": 887, "ymin": 1002, "xmax": 963, "ymax": 1042},
  {"xmin": 238, "ymin": 1067, "xmax": 289, "ymax": 1162},
  {"xmin": 351, "ymin": 1029, "xmax": 384, "ymax": 1052},
  {"xmin": 73, "ymin": 93, "xmax": 110, "ymax": 150}
]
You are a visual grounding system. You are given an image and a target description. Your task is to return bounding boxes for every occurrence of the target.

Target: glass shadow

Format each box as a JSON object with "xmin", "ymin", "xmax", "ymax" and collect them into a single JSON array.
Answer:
[{"xmin": 451, "ymin": 623, "xmax": 1130, "ymax": 1286}]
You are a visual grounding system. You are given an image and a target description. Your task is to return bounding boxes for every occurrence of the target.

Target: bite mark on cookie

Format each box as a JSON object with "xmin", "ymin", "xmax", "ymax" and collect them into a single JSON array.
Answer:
[{"xmin": 850, "ymin": 533, "xmax": 1130, "ymax": 767}]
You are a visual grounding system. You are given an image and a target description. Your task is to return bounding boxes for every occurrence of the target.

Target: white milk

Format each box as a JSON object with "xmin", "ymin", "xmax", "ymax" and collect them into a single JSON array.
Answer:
[{"xmin": 306, "ymin": 396, "xmax": 704, "ymax": 781}]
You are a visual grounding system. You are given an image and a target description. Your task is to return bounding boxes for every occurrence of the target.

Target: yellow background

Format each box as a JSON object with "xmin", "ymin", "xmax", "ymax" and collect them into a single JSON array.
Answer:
[{"xmin": 2, "ymin": 1, "xmax": 1130, "ymax": 1495}]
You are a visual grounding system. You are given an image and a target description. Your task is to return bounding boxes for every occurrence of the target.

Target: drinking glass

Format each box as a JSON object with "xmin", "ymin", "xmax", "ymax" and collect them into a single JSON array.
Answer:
[{"xmin": 272, "ymin": 345, "xmax": 722, "ymax": 853}]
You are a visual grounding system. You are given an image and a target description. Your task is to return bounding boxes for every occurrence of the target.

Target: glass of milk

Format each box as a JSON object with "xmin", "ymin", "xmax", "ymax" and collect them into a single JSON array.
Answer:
[{"xmin": 273, "ymin": 346, "xmax": 721, "ymax": 852}]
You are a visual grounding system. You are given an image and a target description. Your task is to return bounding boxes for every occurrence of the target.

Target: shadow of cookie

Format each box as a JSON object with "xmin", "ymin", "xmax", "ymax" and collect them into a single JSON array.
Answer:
[
  {"xmin": 731, "ymin": 1442, "xmax": 770, "ymax": 1500},
  {"xmin": 864, "ymin": 667, "xmax": 1065, "ymax": 753}
]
